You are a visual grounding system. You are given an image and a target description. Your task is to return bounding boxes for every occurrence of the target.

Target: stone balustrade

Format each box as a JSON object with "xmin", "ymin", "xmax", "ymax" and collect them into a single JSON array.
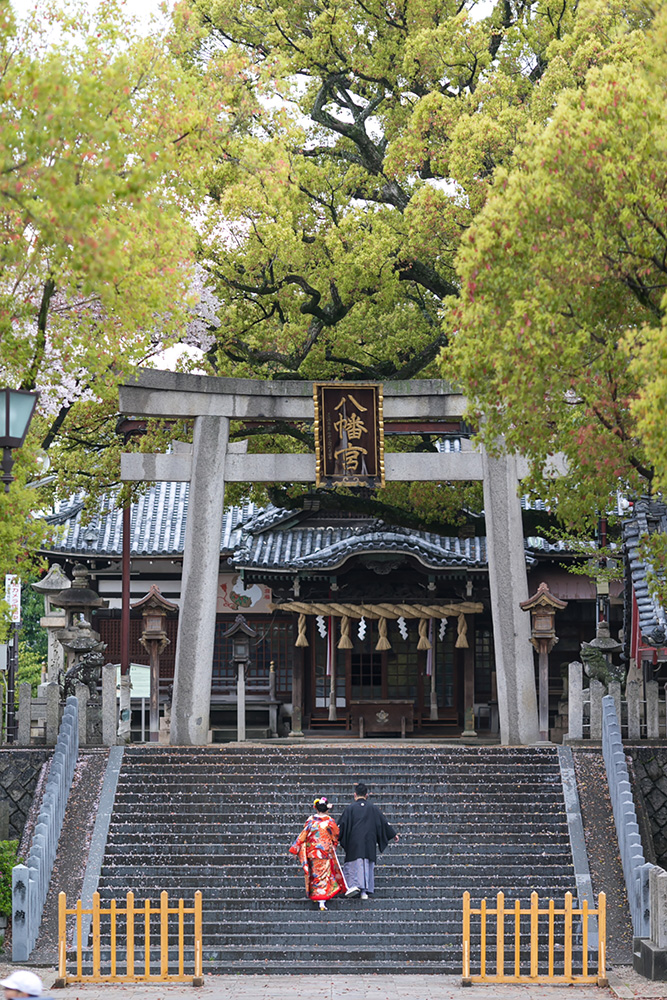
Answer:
[
  {"xmin": 15, "ymin": 664, "xmax": 119, "ymax": 747},
  {"xmin": 567, "ymin": 661, "xmax": 667, "ymax": 741},
  {"xmin": 11, "ymin": 696, "xmax": 79, "ymax": 961},
  {"xmin": 601, "ymin": 694, "xmax": 654, "ymax": 939}
]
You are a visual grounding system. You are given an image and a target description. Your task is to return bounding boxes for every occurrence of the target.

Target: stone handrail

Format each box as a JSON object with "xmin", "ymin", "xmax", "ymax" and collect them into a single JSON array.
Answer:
[
  {"xmin": 601, "ymin": 694, "xmax": 654, "ymax": 938},
  {"xmin": 11, "ymin": 696, "xmax": 79, "ymax": 961}
]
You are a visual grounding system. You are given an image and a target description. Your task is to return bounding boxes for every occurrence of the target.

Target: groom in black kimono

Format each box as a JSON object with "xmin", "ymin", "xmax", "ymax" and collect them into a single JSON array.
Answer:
[{"xmin": 339, "ymin": 782, "xmax": 399, "ymax": 900}]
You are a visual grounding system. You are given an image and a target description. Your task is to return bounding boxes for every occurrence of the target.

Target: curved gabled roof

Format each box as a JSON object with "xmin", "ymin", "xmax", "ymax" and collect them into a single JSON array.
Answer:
[{"xmin": 232, "ymin": 524, "xmax": 487, "ymax": 572}]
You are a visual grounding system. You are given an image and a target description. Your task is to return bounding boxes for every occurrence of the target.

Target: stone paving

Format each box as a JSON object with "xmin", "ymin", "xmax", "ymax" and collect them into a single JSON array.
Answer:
[{"xmin": 3, "ymin": 966, "xmax": 665, "ymax": 1000}]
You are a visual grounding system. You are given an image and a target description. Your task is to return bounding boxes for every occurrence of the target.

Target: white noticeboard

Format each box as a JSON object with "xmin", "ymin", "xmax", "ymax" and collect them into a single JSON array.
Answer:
[{"xmin": 4, "ymin": 575, "xmax": 21, "ymax": 624}]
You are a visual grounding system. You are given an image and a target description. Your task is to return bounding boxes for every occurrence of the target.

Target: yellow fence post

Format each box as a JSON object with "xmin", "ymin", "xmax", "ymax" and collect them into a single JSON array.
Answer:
[
  {"xmin": 92, "ymin": 891, "xmax": 101, "ymax": 979},
  {"xmin": 57, "ymin": 892, "xmax": 67, "ymax": 986},
  {"xmin": 110, "ymin": 898, "xmax": 117, "ymax": 978},
  {"xmin": 127, "ymin": 891, "xmax": 135, "ymax": 979},
  {"xmin": 582, "ymin": 898, "xmax": 589, "ymax": 978},
  {"xmin": 178, "ymin": 898, "xmax": 185, "ymax": 979},
  {"xmin": 548, "ymin": 898, "xmax": 555, "ymax": 979},
  {"xmin": 480, "ymin": 897, "xmax": 487, "ymax": 979},
  {"xmin": 496, "ymin": 892, "xmax": 505, "ymax": 979},
  {"xmin": 160, "ymin": 891, "xmax": 169, "ymax": 979},
  {"xmin": 144, "ymin": 899, "xmax": 151, "ymax": 978},
  {"xmin": 461, "ymin": 891, "xmax": 471, "ymax": 984},
  {"xmin": 75, "ymin": 898, "xmax": 83, "ymax": 981},
  {"xmin": 564, "ymin": 891, "xmax": 573, "ymax": 981},
  {"xmin": 513, "ymin": 898, "xmax": 521, "ymax": 979},
  {"xmin": 193, "ymin": 889, "xmax": 204, "ymax": 985},
  {"xmin": 597, "ymin": 892, "xmax": 608, "ymax": 987},
  {"xmin": 530, "ymin": 892, "xmax": 538, "ymax": 979}
]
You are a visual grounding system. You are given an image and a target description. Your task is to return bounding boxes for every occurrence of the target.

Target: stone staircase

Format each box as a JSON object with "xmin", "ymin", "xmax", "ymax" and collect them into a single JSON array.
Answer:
[{"xmin": 95, "ymin": 745, "xmax": 580, "ymax": 974}]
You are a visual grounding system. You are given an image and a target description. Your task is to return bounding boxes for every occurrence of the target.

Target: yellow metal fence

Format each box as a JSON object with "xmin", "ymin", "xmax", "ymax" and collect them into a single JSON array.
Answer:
[
  {"xmin": 462, "ymin": 891, "xmax": 608, "ymax": 986},
  {"xmin": 56, "ymin": 890, "xmax": 203, "ymax": 985}
]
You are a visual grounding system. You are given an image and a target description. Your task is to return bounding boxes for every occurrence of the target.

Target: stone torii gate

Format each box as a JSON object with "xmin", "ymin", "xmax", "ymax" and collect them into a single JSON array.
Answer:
[{"xmin": 119, "ymin": 369, "xmax": 539, "ymax": 746}]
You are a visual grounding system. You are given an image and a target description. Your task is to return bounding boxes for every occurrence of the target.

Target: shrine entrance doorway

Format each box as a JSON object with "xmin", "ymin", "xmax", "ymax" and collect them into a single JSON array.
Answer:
[{"xmin": 307, "ymin": 618, "xmax": 461, "ymax": 733}]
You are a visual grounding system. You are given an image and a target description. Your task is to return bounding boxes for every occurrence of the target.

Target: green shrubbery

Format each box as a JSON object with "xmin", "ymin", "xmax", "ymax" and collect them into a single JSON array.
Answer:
[{"xmin": 0, "ymin": 840, "xmax": 19, "ymax": 917}]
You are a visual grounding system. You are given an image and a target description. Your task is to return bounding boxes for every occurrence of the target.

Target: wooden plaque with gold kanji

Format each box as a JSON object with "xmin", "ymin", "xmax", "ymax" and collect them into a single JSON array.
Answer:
[{"xmin": 313, "ymin": 383, "xmax": 385, "ymax": 488}]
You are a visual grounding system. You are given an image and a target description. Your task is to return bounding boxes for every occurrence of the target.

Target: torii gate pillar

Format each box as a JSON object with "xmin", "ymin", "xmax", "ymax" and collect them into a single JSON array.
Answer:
[
  {"xmin": 170, "ymin": 415, "xmax": 229, "ymax": 745},
  {"xmin": 119, "ymin": 371, "xmax": 539, "ymax": 746}
]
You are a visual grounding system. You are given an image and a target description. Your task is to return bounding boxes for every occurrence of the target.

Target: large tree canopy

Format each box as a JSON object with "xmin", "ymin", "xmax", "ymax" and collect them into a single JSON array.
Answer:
[
  {"xmin": 175, "ymin": 0, "xmax": 656, "ymax": 528},
  {"xmin": 184, "ymin": 0, "xmax": 617, "ymax": 383},
  {"xmin": 183, "ymin": 0, "xmax": 571, "ymax": 379},
  {"xmin": 447, "ymin": 0, "xmax": 666, "ymax": 530},
  {"xmin": 0, "ymin": 0, "xmax": 218, "ymax": 575}
]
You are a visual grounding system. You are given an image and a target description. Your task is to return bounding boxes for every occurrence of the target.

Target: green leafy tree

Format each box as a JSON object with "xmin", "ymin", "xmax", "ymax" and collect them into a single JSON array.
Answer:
[
  {"xmin": 16, "ymin": 643, "xmax": 43, "ymax": 699},
  {"xmin": 183, "ymin": 0, "xmax": 590, "ymax": 383},
  {"xmin": 0, "ymin": 0, "xmax": 219, "ymax": 575},
  {"xmin": 19, "ymin": 581, "xmax": 47, "ymax": 662},
  {"xmin": 0, "ymin": 840, "xmax": 19, "ymax": 917},
  {"xmin": 446, "ymin": 0, "xmax": 666, "ymax": 531},
  {"xmin": 169, "ymin": 0, "xmax": 652, "ymax": 527}
]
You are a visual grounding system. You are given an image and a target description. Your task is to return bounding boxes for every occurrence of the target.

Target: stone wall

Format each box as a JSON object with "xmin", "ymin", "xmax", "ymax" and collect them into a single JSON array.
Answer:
[
  {"xmin": 0, "ymin": 749, "xmax": 52, "ymax": 842},
  {"xmin": 629, "ymin": 747, "xmax": 667, "ymax": 869}
]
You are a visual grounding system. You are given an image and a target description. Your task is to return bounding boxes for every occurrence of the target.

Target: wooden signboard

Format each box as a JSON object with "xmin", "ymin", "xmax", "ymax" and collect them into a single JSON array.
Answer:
[{"xmin": 313, "ymin": 383, "xmax": 385, "ymax": 488}]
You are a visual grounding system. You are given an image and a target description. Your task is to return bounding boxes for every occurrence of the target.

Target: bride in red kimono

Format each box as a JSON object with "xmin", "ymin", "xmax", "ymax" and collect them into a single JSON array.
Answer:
[{"xmin": 291, "ymin": 797, "xmax": 347, "ymax": 910}]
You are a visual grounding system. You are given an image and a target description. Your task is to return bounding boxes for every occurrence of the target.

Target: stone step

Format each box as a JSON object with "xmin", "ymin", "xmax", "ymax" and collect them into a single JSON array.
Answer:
[
  {"xmin": 118, "ymin": 767, "xmax": 562, "ymax": 776},
  {"xmin": 106, "ymin": 820, "xmax": 569, "ymax": 835},
  {"xmin": 111, "ymin": 793, "xmax": 564, "ymax": 806},
  {"xmin": 121, "ymin": 749, "xmax": 560, "ymax": 759},
  {"xmin": 73, "ymin": 943, "xmax": 594, "ymax": 968},
  {"xmin": 108, "ymin": 802, "xmax": 566, "ymax": 817},
  {"xmin": 107, "ymin": 823, "xmax": 567, "ymax": 844},
  {"xmin": 101, "ymin": 846, "xmax": 574, "ymax": 861},
  {"xmin": 97, "ymin": 874, "xmax": 576, "ymax": 890}
]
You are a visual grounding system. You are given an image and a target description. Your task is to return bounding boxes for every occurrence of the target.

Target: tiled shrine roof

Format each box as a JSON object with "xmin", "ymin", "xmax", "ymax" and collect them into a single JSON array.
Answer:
[
  {"xmin": 622, "ymin": 498, "xmax": 667, "ymax": 644},
  {"xmin": 44, "ymin": 484, "xmax": 614, "ymax": 576},
  {"xmin": 44, "ymin": 486, "xmax": 256, "ymax": 557},
  {"xmin": 42, "ymin": 487, "xmax": 487, "ymax": 569}
]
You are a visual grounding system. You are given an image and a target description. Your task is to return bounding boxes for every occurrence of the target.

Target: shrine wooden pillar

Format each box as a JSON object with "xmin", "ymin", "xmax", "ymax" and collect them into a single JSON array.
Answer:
[
  {"xmin": 462, "ymin": 615, "xmax": 476, "ymax": 737},
  {"xmin": 291, "ymin": 646, "xmax": 305, "ymax": 737}
]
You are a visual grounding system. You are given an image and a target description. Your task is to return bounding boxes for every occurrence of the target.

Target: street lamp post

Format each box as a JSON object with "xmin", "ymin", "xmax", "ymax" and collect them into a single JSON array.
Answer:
[
  {"xmin": 520, "ymin": 582, "xmax": 568, "ymax": 742},
  {"xmin": 222, "ymin": 616, "xmax": 257, "ymax": 742},
  {"xmin": 0, "ymin": 388, "xmax": 39, "ymax": 492},
  {"xmin": 132, "ymin": 586, "xmax": 178, "ymax": 743},
  {"xmin": 0, "ymin": 387, "xmax": 39, "ymax": 741}
]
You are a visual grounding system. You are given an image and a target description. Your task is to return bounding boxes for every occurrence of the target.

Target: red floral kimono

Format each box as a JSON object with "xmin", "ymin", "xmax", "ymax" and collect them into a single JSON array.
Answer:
[{"xmin": 292, "ymin": 814, "xmax": 346, "ymax": 901}]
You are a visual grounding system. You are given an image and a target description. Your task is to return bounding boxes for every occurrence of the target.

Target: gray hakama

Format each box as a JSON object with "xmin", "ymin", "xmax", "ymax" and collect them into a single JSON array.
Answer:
[{"xmin": 343, "ymin": 857, "xmax": 375, "ymax": 894}]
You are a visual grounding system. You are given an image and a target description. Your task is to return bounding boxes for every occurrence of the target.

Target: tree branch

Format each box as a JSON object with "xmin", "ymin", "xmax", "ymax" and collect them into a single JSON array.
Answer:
[{"xmin": 21, "ymin": 276, "xmax": 56, "ymax": 392}]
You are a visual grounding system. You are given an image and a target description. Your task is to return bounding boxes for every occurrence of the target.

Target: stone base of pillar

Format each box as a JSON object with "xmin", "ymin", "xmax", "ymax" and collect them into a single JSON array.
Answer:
[{"xmin": 634, "ymin": 939, "xmax": 667, "ymax": 981}]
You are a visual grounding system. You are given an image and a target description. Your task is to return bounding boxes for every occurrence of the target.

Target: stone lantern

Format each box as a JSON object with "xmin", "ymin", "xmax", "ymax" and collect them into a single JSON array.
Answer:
[
  {"xmin": 580, "ymin": 620, "xmax": 624, "ymax": 684},
  {"xmin": 52, "ymin": 563, "xmax": 108, "ymax": 698},
  {"xmin": 131, "ymin": 586, "xmax": 178, "ymax": 742},
  {"xmin": 221, "ymin": 615, "xmax": 257, "ymax": 742},
  {"xmin": 520, "ymin": 582, "xmax": 568, "ymax": 742},
  {"xmin": 31, "ymin": 564, "xmax": 71, "ymax": 688}
]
